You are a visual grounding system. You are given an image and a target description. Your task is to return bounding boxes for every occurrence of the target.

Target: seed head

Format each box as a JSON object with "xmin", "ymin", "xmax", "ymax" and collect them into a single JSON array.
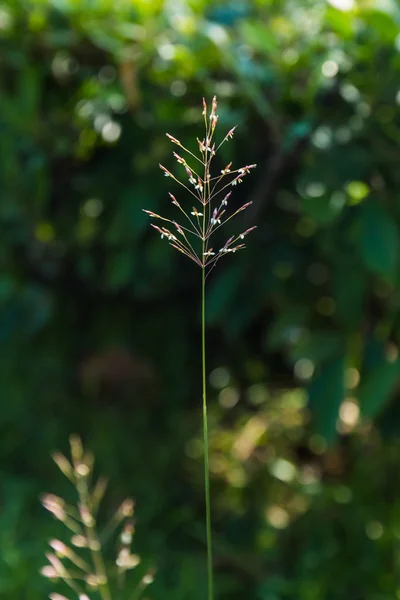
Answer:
[{"xmin": 143, "ymin": 96, "xmax": 256, "ymax": 271}]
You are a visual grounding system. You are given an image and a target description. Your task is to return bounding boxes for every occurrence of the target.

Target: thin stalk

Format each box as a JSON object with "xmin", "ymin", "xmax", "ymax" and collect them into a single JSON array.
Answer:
[
  {"xmin": 77, "ymin": 479, "xmax": 112, "ymax": 600},
  {"xmin": 202, "ymin": 264, "xmax": 213, "ymax": 600},
  {"xmin": 144, "ymin": 96, "xmax": 256, "ymax": 600}
]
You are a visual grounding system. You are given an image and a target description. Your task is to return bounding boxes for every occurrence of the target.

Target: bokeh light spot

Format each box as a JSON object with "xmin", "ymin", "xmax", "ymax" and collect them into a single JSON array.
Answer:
[
  {"xmin": 266, "ymin": 505, "xmax": 290, "ymax": 529},
  {"xmin": 82, "ymin": 198, "xmax": 103, "ymax": 219},
  {"xmin": 219, "ymin": 387, "xmax": 239, "ymax": 409},
  {"xmin": 101, "ymin": 121, "xmax": 122, "ymax": 143},
  {"xmin": 294, "ymin": 358, "xmax": 315, "ymax": 381},
  {"xmin": 209, "ymin": 367, "xmax": 230, "ymax": 389},
  {"xmin": 322, "ymin": 60, "xmax": 339, "ymax": 78},
  {"xmin": 366, "ymin": 521, "xmax": 384, "ymax": 540},
  {"xmin": 170, "ymin": 80, "xmax": 187, "ymax": 97},
  {"xmin": 269, "ymin": 458, "xmax": 297, "ymax": 483}
]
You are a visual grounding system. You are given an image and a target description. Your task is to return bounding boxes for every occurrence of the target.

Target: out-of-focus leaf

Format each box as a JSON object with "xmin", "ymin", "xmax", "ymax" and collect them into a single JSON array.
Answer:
[
  {"xmin": 332, "ymin": 262, "xmax": 366, "ymax": 329},
  {"xmin": 290, "ymin": 331, "xmax": 344, "ymax": 364},
  {"xmin": 239, "ymin": 21, "xmax": 278, "ymax": 55},
  {"xmin": 266, "ymin": 306, "xmax": 309, "ymax": 350},
  {"xmin": 301, "ymin": 195, "xmax": 343, "ymax": 225},
  {"xmin": 358, "ymin": 358, "xmax": 400, "ymax": 419},
  {"xmin": 361, "ymin": 10, "xmax": 399, "ymax": 41},
  {"xmin": 106, "ymin": 252, "xmax": 134, "ymax": 290},
  {"xmin": 283, "ymin": 121, "xmax": 312, "ymax": 152},
  {"xmin": 307, "ymin": 355, "xmax": 345, "ymax": 445},
  {"xmin": 356, "ymin": 201, "xmax": 400, "ymax": 281}
]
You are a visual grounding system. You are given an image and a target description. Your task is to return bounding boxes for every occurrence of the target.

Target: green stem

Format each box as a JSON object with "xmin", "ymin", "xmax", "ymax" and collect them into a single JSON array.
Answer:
[
  {"xmin": 202, "ymin": 266, "xmax": 213, "ymax": 600},
  {"xmin": 77, "ymin": 479, "xmax": 112, "ymax": 600}
]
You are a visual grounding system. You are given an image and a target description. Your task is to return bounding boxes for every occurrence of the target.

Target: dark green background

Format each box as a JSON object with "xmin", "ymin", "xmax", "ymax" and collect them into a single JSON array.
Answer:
[{"xmin": 2, "ymin": 1, "xmax": 400, "ymax": 598}]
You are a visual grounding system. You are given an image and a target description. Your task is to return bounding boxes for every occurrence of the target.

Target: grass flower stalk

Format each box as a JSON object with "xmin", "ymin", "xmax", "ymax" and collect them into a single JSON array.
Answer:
[
  {"xmin": 143, "ymin": 96, "xmax": 256, "ymax": 600},
  {"xmin": 41, "ymin": 436, "xmax": 154, "ymax": 600}
]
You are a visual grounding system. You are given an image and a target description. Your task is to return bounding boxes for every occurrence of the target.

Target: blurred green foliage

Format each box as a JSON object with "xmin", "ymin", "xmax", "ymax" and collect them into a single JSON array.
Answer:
[{"xmin": 2, "ymin": 0, "xmax": 400, "ymax": 598}]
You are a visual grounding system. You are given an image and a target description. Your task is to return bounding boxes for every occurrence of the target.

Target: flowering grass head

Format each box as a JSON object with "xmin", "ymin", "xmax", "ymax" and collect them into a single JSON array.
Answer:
[
  {"xmin": 41, "ymin": 435, "xmax": 154, "ymax": 600},
  {"xmin": 143, "ymin": 96, "xmax": 257, "ymax": 275}
]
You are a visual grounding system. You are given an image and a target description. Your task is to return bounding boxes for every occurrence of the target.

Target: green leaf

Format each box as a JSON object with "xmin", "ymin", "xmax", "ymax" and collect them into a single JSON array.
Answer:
[
  {"xmin": 239, "ymin": 21, "xmax": 278, "ymax": 55},
  {"xmin": 290, "ymin": 331, "xmax": 344, "ymax": 364},
  {"xmin": 358, "ymin": 358, "xmax": 400, "ymax": 419},
  {"xmin": 283, "ymin": 121, "xmax": 313, "ymax": 152},
  {"xmin": 357, "ymin": 201, "xmax": 400, "ymax": 281},
  {"xmin": 361, "ymin": 9, "xmax": 399, "ymax": 42},
  {"xmin": 326, "ymin": 6, "xmax": 356, "ymax": 38},
  {"xmin": 301, "ymin": 196, "xmax": 343, "ymax": 225},
  {"xmin": 266, "ymin": 306, "xmax": 309, "ymax": 350},
  {"xmin": 332, "ymin": 262, "xmax": 366, "ymax": 329},
  {"xmin": 106, "ymin": 252, "xmax": 134, "ymax": 290},
  {"xmin": 308, "ymin": 356, "xmax": 345, "ymax": 445}
]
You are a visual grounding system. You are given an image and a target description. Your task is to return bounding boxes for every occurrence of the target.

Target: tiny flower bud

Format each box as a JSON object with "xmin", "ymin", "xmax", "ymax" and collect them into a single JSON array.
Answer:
[
  {"xmin": 119, "ymin": 498, "xmax": 135, "ymax": 518},
  {"xmin": 142, "ymin": 570, "xmax": 155, "ymax": 586},
  {"xmin": 41, "ymin": 565, "xmax": 58, "ymax": 579},
  {"xmin": 49, "ymin": 539, "xmax": 67, "ymax": 555},
  {"xmin": 89, "ymin": 539, "xmax": 101, "ymax": 551},
  {"xmin": 79, "ymin": 504, "xmax": 94, "ymax": 527},
  {"xmin": 169, "ymin": 193, "xmax": 180, "ymax": 207},
  {"xmin": 46, "ymin": 553, "xmax": 67, "ymax": 577},
  {"xmin": 41, "ymin": 494, "xmax": 66, "ymax": 521},
  {"xmin": 210, "ymin": 95, "xmax": 217, "ymax": 119},
  {"xmin": 116, "ymin": 549, "xmax": 141, "ymax": 570},
  {"xmin": 52, "ymin": 453, "xmax": 73, "ymax": 479},
  {"xmin": 173, "ymin": 152, "xmax": 186, "ymax": 165},
  {"xmin": 236, "ymin": 201, "xmax": 253, "ymax": 212},
  {"xmin": 159, "ymin": 164, "xmax": 171, "ymax": 177},
  {"xmin": 86, "ymin": 574, "xmax": 107, "ymax": 588},
  {"xmin": 75, "ymin": 462, "xmax": 90, "ymax": 477},
  {"xmin": 71, "ymin": 535, "xmax": 88, "ymax": 548},
  {"xmin": 224, "ymin": 126, "xmax": 236, "ymax": 142},
  {"xmin": 166, "ymin": 133, "xmax": 181, "ymax": 145}
]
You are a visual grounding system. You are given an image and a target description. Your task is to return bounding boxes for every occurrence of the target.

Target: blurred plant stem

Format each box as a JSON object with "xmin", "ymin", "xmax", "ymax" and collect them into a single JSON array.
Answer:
[{"xmin": 76, "ymin": 464, "xmax": 112, "ymax": 600}]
